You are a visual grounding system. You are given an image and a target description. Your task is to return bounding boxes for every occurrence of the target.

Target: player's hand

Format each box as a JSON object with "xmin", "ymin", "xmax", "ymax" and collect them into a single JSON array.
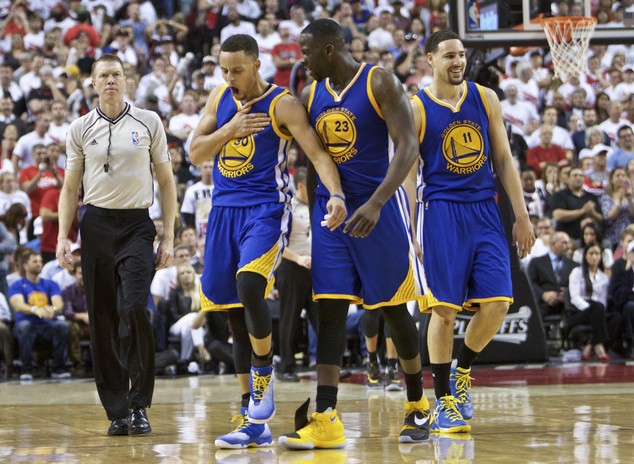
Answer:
[
  {"xmin": 154, "ymin": 240, "xmax": 174, "ymax": 270},
  {"xmin": 325, "ymin": 196, "xmax": 347, "ymax": 231},
  {"xmin": 297, "ymin": 255, "xmax": 311, "ymax": 269},
  {"xmin": 512, "ymin": 215, "xmax": 535, "ymax": 258},
  {"xmin": 56, "ymin": 237, "xmax": 74, "ymax": 270},
  {"xmin": 230, "ymin": 105, "xmax": 271, "ymax": 139},
  {"xmin": 343, "ymin": 199, "xmax": 381, "ymax": 238}
]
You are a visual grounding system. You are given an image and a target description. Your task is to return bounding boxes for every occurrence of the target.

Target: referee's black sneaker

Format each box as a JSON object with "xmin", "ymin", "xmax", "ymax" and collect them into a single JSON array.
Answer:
[{"xmin": 129, "ymin": 407, "xmax": 152, "ymax": 436}]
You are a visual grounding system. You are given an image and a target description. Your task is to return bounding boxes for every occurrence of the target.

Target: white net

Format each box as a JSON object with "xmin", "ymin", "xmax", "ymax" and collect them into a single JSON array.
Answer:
[{"xmin": 542, "ymin": 17, "xmax": 597, "ymax": 82}]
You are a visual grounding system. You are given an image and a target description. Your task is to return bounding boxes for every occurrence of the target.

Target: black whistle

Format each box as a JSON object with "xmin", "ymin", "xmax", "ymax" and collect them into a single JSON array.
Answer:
[{"xmin": 104, "ymin": 163, "xmax": 109, "ymax": 173}]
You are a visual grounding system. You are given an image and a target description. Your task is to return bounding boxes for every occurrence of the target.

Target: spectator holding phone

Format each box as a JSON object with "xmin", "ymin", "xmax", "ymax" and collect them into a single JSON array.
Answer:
[{"xmin": 600, "ymin": 167, "xmax": 634, "ymax": 248}]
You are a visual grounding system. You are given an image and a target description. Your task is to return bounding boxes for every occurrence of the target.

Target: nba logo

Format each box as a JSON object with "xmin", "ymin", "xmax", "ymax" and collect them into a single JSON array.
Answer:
[{"xmin": 131, "ymin": 131, "xmax": 139, "ymax": 145}]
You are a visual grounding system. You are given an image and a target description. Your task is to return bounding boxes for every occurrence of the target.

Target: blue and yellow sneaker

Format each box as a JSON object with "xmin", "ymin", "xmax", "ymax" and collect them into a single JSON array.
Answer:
[
  {"xmin": 248, "ymin": 365, "xmax": 275, "ymax": 423},
  {"xmin": 214, "ymin": 408, "xmax": 273, "ymax": 449},
  {"xmin": 430, "ymin": 396, "xmax": 471, "ymax": 434},
  {"xmin": 399, "ymin": 396, "xmax": 431, "ymax": 442},
  {"xmin": 278, "ymin": 408, "xmax": 347, "ymax": 450},
  {"xmin": 450, "ymin": 363, "xmax": 474, "ymax": 421}
]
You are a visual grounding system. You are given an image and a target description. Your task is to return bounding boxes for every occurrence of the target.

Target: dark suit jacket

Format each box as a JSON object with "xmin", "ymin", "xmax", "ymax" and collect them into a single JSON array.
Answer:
[
  {"xmin": 527, "ymin": 254, "xmax": 578, "ymax": 315},
  {"xmin": 610, "ymin": 267, "xmax": 634, "ymax": 313}
]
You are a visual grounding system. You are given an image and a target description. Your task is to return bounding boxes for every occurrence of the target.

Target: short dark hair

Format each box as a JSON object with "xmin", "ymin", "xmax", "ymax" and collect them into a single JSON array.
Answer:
[
  {"xmin": 220, "ymin": 34, "xmax": 259, "ymax": 59},
  {"xmin": 424, "ymin": 30, "xmax": 460, "ymax": 55},
  {"xmin": 91, "ymin": 54, "xmax": 125, "ymax": 77},
  {"xmin": 301, "ymin": 18, "xmax": 346, "ymax": 49}
]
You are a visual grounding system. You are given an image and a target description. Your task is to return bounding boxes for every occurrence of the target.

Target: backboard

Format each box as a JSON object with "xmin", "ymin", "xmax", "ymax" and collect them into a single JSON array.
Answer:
[{"xmin": 454, "ymin": 0, "xmax": 634, "ymax": 48}]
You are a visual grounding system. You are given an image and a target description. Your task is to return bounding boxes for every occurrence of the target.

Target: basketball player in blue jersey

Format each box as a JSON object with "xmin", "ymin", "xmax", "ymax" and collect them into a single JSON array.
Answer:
[
  {"xmin": 189, "ymin": 35, "xmax": 347, "ymax": 449},
  {"xmin": 410, "ymin": 30, "xmax": 535, "ymax": 434},
  {"xmin": 278, "ymin": 19, "xmax": 431, "ymax": 449}
]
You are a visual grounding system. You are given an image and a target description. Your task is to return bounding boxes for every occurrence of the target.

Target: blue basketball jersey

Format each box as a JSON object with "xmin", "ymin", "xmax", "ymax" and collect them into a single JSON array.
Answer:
[
  {"xmin": 308, "ymin": 63, "xmax": 391, "ymax": 199},
  {"xmin": 411, "ymin": 81, "xmax": 496, "ymax": 202},
  {"xmin": 212, "ymin": 84, "xmax": 293, "ymax": 207}
]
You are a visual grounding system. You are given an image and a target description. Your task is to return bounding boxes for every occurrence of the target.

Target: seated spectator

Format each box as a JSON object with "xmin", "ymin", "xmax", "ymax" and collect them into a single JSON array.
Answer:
[
  {"xmin": 577, "ymin": 125, "xmax": 609, "ymax": 164},
  {"xmin": 521, "ymin": 217, "xmax": 554, "ymax": 270},
  {"xmin": 550, "ymin": 167, "xmax": 603, "ymax": 241},
  {"xmin": 0, "ymin": 205, "xmax": 19, "ymax": 297},
  {"xmin": 521, "ymin": 166, "xmax": 547, "ymax": 218},
  {"xmin": 26, "ymin": 65, "xmax": 67, "ymax": 117},
  {"xmin": 526, "ymin": 125, "xmax": 569, "ymax": 178},
  {"xmin": 572, "ymin": 221, "xmax": 614, "ymax": 275},
  {"xmin": 535, "ymin": 162, "xmax": 560, "ymax": 204},
  {"xmin": 11, "ymin": 112, "xmax": 53, "ymax": 172},
  {"xmin": 0, "ymin": 200, "xmax": 26, "ymax": 248},
  {"xmin": 568, "ymin": 243, "xmax": 611, "ymax": 361},
  {"xmin": 8, "ymin": 249, "xmax": 69, "ymax": 380},
  {"xmin": 150, "ymin": 244, "xmax": 192, "ymax": 308},
  {"xmin": 501, "ymin": 84, "xmax": 538, "ymax": 137},
  {"xmin": 610, "ymin": 240, "xmax": 634, "ymax": 358},
  {"xmin": 607, "ymin": 125, "xmax": 634, "ymax": 171},
  {"xmin": 582, "ymin": 144, "xmax": 611, "ymax": 196},
  {"xmin": 528, "ymin": 231, "xmax": 577, "ymax": 318},
  {"xmin": 61, "ymin": 261, "xmax": 90, "ymax": 372},
  {"xmin": 600, "ymin": 167, "xmax": 634, "ymax": 249},
  {"xmin": 599, "ymin": 101, "xmax": 631, "ymax": 144},
  {"xmin": 165, "ymin": 264, "xmax": 210, "ymax": 366},
  {"xmin": 0, "ymin": 290, "xmax": 12, "ymax": 380}
]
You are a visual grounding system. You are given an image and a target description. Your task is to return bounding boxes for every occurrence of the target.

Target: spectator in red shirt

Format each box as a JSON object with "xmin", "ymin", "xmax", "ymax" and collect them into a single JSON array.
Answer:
[
  {"xmin": 526, "ymin": 125, "xmax": 568, "ymax": 178},
  {"xmin": 18, "ymin": 144, "xmax": 64, "ymax": 233},
  {"xmin": 272, "ymin": 23, "xmax": 301, "ymax": 89},
  {"xmin": 39, "ymin": 187, "xmax": 77, "ymax": 264}
]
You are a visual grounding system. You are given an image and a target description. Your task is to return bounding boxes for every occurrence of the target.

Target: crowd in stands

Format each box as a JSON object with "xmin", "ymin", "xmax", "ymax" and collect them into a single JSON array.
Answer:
[{"xmin": 0, "ymin": 0, "xmax": 633, "ymax": 380}]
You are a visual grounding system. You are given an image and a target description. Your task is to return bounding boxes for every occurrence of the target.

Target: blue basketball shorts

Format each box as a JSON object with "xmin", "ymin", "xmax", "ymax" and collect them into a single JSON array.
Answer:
[
  {"xmin": 311, "ymin": 188, "xmax": 430, "ymax": 309},
  {"xmin": 416, "ymin": 198, "xmax": 513, "ymax": 311},
  {"xmin": 200, "ymin": 202, "xmax": 291, "ymax": 311}
]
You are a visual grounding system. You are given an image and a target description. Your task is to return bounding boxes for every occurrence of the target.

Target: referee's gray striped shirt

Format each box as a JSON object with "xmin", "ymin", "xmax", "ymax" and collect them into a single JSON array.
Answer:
[{"xmin": 66, "ymin": 103, "xmax": 170, "ymax": 209}]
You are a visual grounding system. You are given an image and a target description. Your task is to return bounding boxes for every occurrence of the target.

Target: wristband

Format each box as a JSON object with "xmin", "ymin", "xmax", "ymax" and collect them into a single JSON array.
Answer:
[
  {"xmin": 331, "ymin": 193, "xmax": 345, "ymax": 202},
  {"xmin": 31, "ymin": 306, "xmax": 37, "ymax": 315}
]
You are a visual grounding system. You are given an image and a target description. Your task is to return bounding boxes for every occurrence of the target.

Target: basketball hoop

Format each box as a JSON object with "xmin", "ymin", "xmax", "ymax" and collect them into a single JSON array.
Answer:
[{"xmin": 541, "ymin": 16, "xmax": 597, "ymax": 82}]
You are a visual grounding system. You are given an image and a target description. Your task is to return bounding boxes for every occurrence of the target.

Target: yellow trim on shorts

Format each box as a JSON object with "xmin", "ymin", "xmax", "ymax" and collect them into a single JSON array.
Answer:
[
  {"xmin": 313, "ymin": 293, "xmax": 363, "ymax": 305},
  {"xmin": 364, "ymin": 262, "xmax": 434, "ymax": 310},
  {"xmin": 464, "ymin": 296, "xmax": 513, "ymax": 310},
  {"xmin": 200, "ymin": 287, "xmax": 243, "ymax": 312}
]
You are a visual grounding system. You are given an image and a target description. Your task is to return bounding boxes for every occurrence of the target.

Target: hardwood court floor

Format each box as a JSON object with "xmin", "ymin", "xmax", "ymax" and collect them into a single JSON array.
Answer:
[{"xmin": 0, "ymin": 362, "xmax": 633, "ymax": 463}]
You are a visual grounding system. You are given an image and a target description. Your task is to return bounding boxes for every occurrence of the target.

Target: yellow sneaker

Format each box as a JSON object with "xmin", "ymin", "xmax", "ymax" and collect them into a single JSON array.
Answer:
[
  {"xmin": 399, "ymin": 396, "xmax": 430, "ymax": 443},
  {"xmin": 278, "ymin": 408, "xmax": 347, "ymax": 450}
]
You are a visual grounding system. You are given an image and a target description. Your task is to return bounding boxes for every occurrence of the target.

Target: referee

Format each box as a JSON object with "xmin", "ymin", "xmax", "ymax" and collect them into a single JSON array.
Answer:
[{"xmin": 56, "ymin": 54, "xmax": 177, "ymax": 436}]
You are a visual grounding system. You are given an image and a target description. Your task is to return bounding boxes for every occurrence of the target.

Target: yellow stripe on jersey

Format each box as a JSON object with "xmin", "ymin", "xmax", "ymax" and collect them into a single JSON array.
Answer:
[
  {"xmin": 475, "ymin": 83, "xmax": 491, "ymax": 119},
  {"xmin": 325, "ymin": 63, "xmax": 366, "ymax": 102},
  {"xmin": 411, "ymin": 95, "xmax": 426, "ymax": 144},
  {"xmin": 307, "ymin": 81, "xmax": 317, "ymax": 113},
  {"xmin": 367, "ymin": 66, "xmax": 384, "ymax": 120},
  {"xmin": 423, "ymin": 81, "xmax": 469, "ymax": 113},
  {"xmin": 270, "ymin": 90, "xmax": 293, "ymax": 141},
  {"xmin": 214, "ymin": 84, "xmax": 229, "ymax": 113}
]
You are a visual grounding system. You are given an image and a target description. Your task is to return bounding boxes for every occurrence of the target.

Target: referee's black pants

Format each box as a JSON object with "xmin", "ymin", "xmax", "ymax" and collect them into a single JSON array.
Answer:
[
  {"xmin": 276, "ymin": 258, "xmax": 318, "ymax": 374},
  {"xmin": 81, "ymin": 205, "xmax": 156, "ymax": 420}
]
